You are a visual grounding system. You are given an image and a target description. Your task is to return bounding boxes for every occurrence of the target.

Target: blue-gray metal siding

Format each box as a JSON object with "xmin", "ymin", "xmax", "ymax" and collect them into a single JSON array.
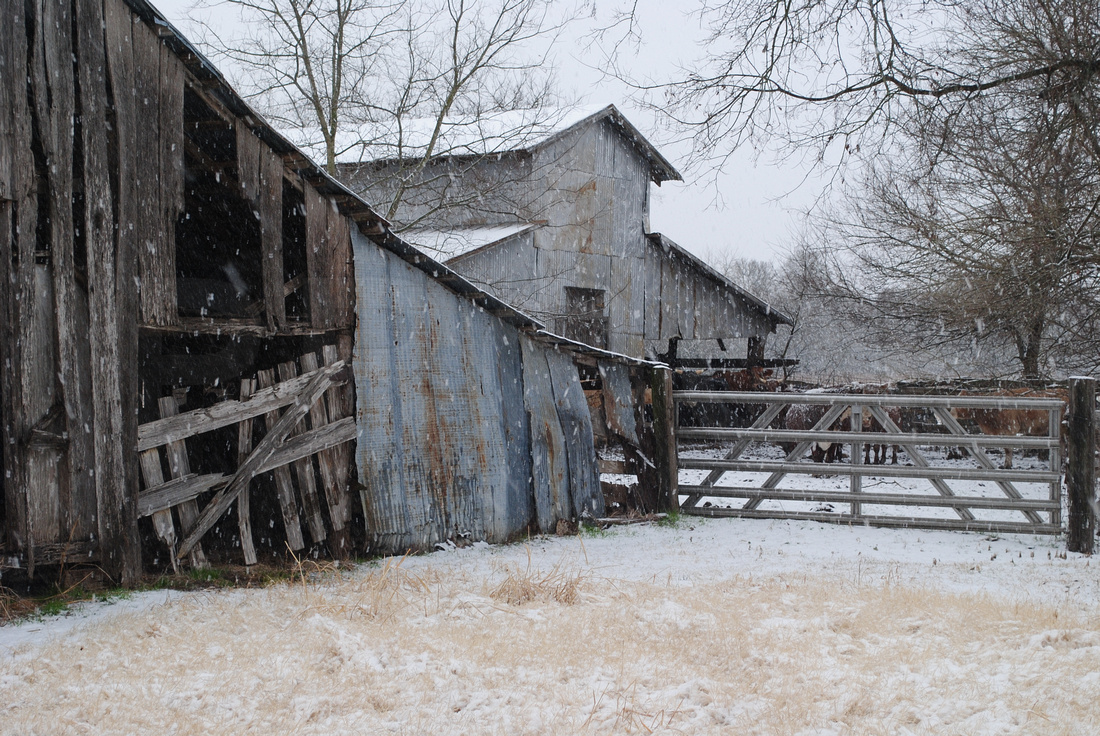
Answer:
[{"xmin": 352, "ymin": 230, "xmax": 601, "ymax": 553}]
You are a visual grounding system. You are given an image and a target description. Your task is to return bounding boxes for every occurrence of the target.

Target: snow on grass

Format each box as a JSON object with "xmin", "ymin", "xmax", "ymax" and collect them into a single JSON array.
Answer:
[{"xmin": 2, "ymin": 517, "xmax": 1098, "ymax": 735}]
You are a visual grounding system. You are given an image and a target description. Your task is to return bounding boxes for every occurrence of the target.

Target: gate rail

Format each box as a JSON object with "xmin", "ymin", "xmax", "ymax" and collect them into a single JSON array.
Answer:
[{"xmin": 672, "ymin": 390, "xmax": 1064, "ymax": 535}]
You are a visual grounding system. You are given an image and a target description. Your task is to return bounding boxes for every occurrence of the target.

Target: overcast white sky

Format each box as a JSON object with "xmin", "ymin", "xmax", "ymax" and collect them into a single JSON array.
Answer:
[{"xmin": 153, "ymin": 0, "xmax": 824, "ymax": 266}]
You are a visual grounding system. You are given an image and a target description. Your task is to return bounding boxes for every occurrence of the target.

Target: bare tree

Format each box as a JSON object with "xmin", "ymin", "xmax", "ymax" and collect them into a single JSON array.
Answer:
[
  {"xmin": 628, "ymin": 0, "xmax": 1100, "ymax": 171},
  {"xmin": 196, "ymin": 0, "xmax": 574, "ymax": 204},
  {"xmin": 809, "ymin": 83, "xmax": 1100, "ymax": 379}
]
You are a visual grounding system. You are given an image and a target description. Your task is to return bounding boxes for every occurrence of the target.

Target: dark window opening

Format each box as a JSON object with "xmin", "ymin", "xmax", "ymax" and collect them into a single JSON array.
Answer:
[
  {"xmin": 176, "ymin": 89, "xmax": 263, "ymax": 318},
  {"xmin": 282, "ymin": 182, "xmax": 310, "ymax": 321},
  {"xmin": 560, "ymin": 286, "xmax": 609, "ymax": 350}
]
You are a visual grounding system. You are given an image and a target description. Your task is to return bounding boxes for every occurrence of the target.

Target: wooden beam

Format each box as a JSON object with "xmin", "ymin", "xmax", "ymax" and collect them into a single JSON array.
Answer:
[
  {"xmin": 137, "ymin": 363, "xmax": 351, "ymax": 450},
  {"xmin": 1067, "ymin": 377, "xmax": 1096, "ymax": 554},
  {"xmin": 236, "ymin": 378, "xmax": 258, "ymax": 565},
  {"xmin": 138, "ymin": 473, "xmax": 226, "ymax": 517},
  {"xmin": 176, "ymin": 361, "xmax": 345, "ymax": 559}
]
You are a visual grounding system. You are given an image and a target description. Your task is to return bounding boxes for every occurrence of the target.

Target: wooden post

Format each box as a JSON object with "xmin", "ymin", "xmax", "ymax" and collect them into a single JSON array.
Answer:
[
  {"xmin": 158, "ymin": 397, "xmax": 208, "ymax": 569},
  {"xmin": 277, "ymin": 359, "xmax": 327, "ymax": 545},
  {"xmin": 1067, "ymin": 377, "xmax": 1095, "ymax": 554},
  {"xmin": 649, "ymin": 366, "xmax": 678, "ymax": 513},
  {"xmin": 256, "ymin": 368, "xmax": 306, "ymax": 552},
  {"xmin": 237, "ymin": 379, "xmax": 258, "ymax": 566}
]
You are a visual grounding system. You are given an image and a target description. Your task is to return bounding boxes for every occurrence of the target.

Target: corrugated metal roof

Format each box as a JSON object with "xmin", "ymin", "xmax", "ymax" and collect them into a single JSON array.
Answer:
[
  {"xmin": 401, "ymin": 223, "xmax": 540, "ymax": 261},
  {"xmin": 329, "ymin": 104, "xmax": 682, "ymax": 185}
]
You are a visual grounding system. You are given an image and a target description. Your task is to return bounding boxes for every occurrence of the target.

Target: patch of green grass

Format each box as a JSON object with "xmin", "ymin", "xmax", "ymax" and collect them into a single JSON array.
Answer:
[
  {"xmin": 259, "ymin": 569, "xmax": 296, "ymax": 586},
  {"xmin": 35, "ymin": 598, "xmax": 69, "ymax": 618},
  {"xmin": 187, "ymin": 567, "xmax": 226, "ymax": 584},
  {"xmin": 657, "ymin": 510, "xmax": 685, "ymax": 528},
  {"xmin": 580, "ymin": 521, "xmax": 611, "ymax": 538}
]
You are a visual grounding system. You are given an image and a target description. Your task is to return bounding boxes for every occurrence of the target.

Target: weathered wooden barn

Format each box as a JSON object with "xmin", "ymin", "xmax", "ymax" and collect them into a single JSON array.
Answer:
[
  {"xmin": 0, "ymin": 0, "xmax": 642, "ymax": 584},
  {"xmin": 340, "ymin": 105, "xmax": 792, "ymax": 363}
]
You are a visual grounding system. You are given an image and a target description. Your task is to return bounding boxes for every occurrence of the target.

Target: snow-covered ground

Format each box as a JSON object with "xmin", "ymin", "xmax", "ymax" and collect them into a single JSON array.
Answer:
[{"xmin": 2, "ymin": 515, "xmax": 1098, "ymax": 735}]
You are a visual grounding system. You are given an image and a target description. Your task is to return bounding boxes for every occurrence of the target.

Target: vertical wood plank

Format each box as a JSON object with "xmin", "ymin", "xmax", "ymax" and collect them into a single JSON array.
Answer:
[
  {"xmin": 1067, "ymin": 377, "xmax": 1095, "ymax": 554},
  {"xmin": 260, "ymin": 148, "xmax": 285, "ymax": 330},
  {"xmin": 277, "ymin": 359, "xmax": 327, "ymax": 544},
  {"xmin": 0, "ymin": 0, "xmax": 12, "ymax": 204},
  {"xmin": 138, "ymin": 447, "xmax": 178, "ymax": 572},
  {"xmin": 305, "ymin": 183, "xmax": 332, "ymax": 329},
  {"xmin": 157, "ymin": 40, "xmax": 184, "ymax": 322},
  {"xmin": 328, "ymin": 207, "xmax": 353, "ymax": 328},
  {"xmin": 100, "ymin": 0, "xmax": 141, "ymax": 549},
  {"xmin": 78, "ymin": 0, "xmax": 139, "ymax": 583},
  {"xmin": 649, "ymin": 366, "xmax": 678, "ymax": 513},
  {"xmin": 303, "ymin": 350, "xmax": 351, "ymax": 557},
  {"xmin": 157, "ymin": 396, "xmax": 208, "ymax": 568},
  {"xmin": 236, "ymin": 125, "xmax": 261, "ymax": 202},
  {"xmin": 25, "ymin": 0, "xmax": 69, "ymax": 547},
  {"xmin": 256, "ymin": 368, "xmax": 306, "ymax": 551},
  {"xmin": 237, "ymin": 378, "xmax": 258, "ymax": 565},
  {"xmin": 1, "ymin": 0, "xmax": 32, "ymax": 558},
  {"xmin": 132, "ymin": 15, "xmax": 168, "ymax": 326}
]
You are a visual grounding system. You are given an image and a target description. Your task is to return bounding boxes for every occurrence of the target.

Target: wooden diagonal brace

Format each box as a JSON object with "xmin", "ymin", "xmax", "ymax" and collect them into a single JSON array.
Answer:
[{"xmin": 175, "ymin": 361, "xmax": 348, "ymax": 559}]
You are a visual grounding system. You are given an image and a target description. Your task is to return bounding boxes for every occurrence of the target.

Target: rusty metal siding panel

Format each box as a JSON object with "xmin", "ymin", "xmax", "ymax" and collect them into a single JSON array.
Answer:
[
  {"xmin": 352, "ymin": 241, "xmax": 418, "ymax": 551},
  {"xmin": 449, "ymin": 231, "xmax": 538, "ymax": 310},
  {"xmin": 481, "ymin": 313, "xmax": 534, "ymax": 539},
  {"xmin": 350, "ymin": 247, "xmax": 401, "ymax": 544},
  {"xmin": 546, "ymin": 348, "xmax": 604, "ymax": 518},
  {"xmin": 599, "ymin": 361, "xmax": 639, "ymax": 445},
  {"xmin": 521, "ymin": 336, "xmax": 571, "ymax": 531},
  {"xmin": 353, "ymin": 230, "xmax": 554, "ymax": 552}
]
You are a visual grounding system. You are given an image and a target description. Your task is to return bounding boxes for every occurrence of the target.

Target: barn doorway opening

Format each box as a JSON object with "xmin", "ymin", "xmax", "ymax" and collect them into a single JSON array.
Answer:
[{"xmin": 176, "ymin": 88, "xmax": 263, "ymax": 319}]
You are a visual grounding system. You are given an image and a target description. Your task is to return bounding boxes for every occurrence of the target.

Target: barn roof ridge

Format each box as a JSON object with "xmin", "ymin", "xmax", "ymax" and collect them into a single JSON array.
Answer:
[
  {"xmin": 332, "ymin": 104, "xmax": 682, "ymax": 185},
  {"xmin": 527, "ymin": 104, "xmax": 682, "ymax": 185}
]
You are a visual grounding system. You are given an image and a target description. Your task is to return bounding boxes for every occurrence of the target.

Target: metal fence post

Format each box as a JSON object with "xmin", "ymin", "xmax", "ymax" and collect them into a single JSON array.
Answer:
[{"xmin": 1067, "ymin": 377, "xmax": 1095, "ymax": 554}]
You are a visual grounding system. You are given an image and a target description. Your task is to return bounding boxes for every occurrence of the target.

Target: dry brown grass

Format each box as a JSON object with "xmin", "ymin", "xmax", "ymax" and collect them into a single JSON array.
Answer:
[
  {"xmin": 488, "ymin": 548, "xmax": 586, "ymax": 606},
  {"xmin": 2, "ymin": 557, "xmax": 1099, "ymax": 735}
]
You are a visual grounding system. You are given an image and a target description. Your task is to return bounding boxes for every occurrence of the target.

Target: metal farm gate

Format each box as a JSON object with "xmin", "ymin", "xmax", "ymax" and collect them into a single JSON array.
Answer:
[{"xmin": 671, "ymin": 391, "xmax": 1064, "ymax": 535}]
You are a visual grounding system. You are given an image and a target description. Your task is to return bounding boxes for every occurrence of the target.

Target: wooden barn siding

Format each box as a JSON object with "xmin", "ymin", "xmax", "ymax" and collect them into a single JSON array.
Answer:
[
  {"xmin": 305, "ymin": 183, "xmax": 355, "ymax": 330},
  {"xmin": 352, "ymin": 231, "xmax": 600, "ymax": 553},
  {"xmin": 642, "ymin": 243, "xmax": 772, "ymax": 342},
  {"xmin": 0, "ymin": 0, "xmax": 192, "ymax": 578},
  {"xmin": 130, "ymin": 8, "xmax": 184, "ymax": 327}
]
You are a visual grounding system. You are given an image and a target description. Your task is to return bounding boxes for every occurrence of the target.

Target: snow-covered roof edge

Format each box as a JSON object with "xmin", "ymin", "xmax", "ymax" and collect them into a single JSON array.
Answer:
[
  {"xmin": 401, "ymin": 223, "xmax": 541, "ymax": 262},
  {"xmin": 646, "ymin": 233, "xmax": 794, "ymax": 327}
]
